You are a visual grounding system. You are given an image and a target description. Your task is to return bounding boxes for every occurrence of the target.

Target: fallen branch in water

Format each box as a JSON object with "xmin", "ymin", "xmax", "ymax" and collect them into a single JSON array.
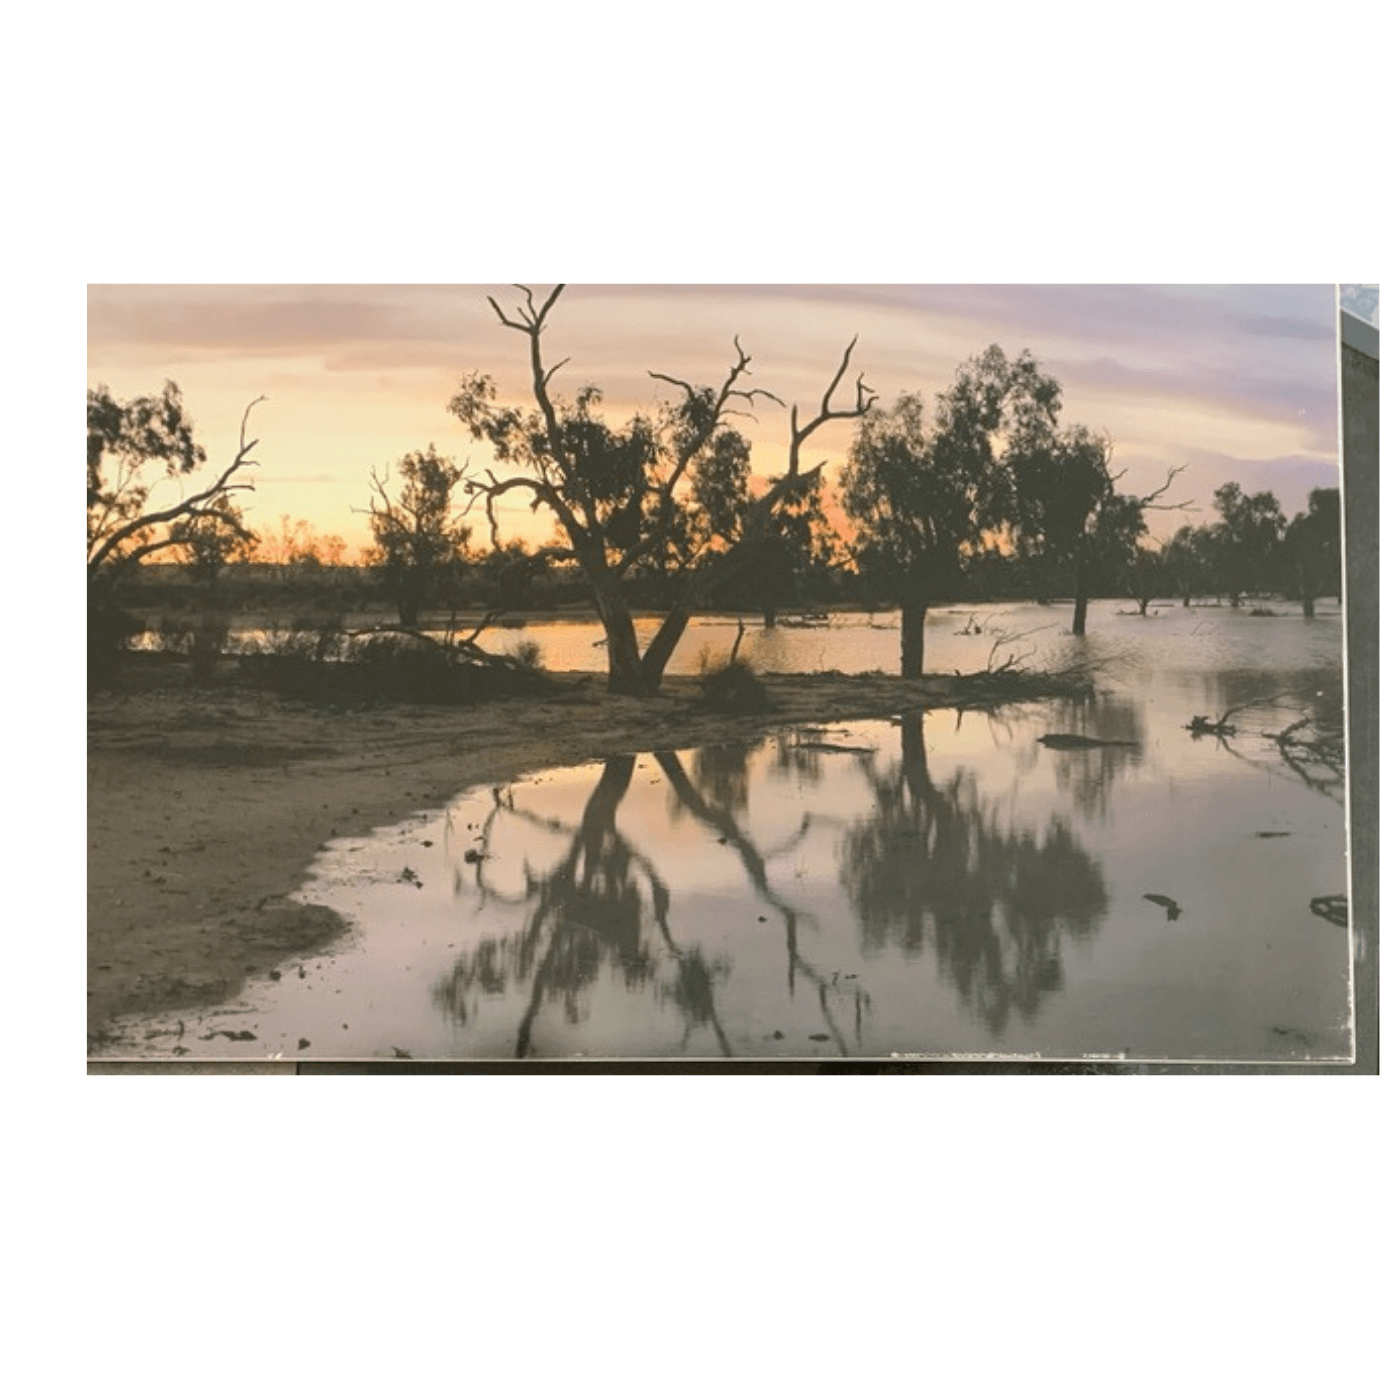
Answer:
[
  {"xmin": 343, "ymin": 613, "xmax": 535, "ymax": 670},
  {"xmin": 1263, "ymin": 715, "xmax": 1345, "ymax": 786},
  {"xmin": 1188, "ymin": 692, "xmax": 1295, "ymax": 738},
  {"xmin": 1040, "ymin": 733, "xmax": 1139, "ymax": 750},
  {"xmin": 1187, "ymin": 715, "xmax": 1236, "ymax": 737},
  {"xmin": 1309, "ymin": 894, "xmax": 1348, "ymax": 927}
]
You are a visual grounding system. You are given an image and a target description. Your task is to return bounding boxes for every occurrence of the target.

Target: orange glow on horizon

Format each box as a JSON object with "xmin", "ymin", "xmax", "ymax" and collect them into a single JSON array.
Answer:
[{"xmin": 88, "ymin": 285, "xmax": 1342, "ymax": 559}]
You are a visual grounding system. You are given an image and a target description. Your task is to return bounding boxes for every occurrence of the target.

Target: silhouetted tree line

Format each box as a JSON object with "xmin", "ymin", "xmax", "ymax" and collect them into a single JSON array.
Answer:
[
  {"xmin": 1160, "ymin": 484, "xmax": 1340, "ymax": 616},
  {"xmin": 88, "ymin": 286, "xmax": 1344, "ymax": 688}
]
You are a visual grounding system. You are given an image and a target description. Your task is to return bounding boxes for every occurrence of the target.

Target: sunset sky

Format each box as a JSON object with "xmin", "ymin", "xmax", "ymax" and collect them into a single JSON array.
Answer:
[{"xmin": 86, "ymin": 283, "xmax": 1343, "ymax": 556}]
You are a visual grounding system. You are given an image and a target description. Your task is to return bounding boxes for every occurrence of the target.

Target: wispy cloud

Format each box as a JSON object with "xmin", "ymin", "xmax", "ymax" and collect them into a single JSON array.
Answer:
[{"xmin": 86, "ymin": 283, "xmax": 1342, "ymax": 546}]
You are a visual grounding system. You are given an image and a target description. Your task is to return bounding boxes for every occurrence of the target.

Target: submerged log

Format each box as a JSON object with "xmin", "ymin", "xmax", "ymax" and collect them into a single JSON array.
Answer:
[
  {"xmin": 1143, "ymin": 893, "xmax": 1183, "ymax": 922},
  {"xmin": 1038, "ymin": 733, "xmax": 1139, "ymax": 750},
  {"xmin": 1309, "ymin": 895, "xmax": 1348, "ymax": 927}
]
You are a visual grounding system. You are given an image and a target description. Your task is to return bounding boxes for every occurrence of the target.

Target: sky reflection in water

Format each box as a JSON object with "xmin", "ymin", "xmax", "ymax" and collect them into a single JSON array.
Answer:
[{"xmin": 105, "ymin": 604, "xmax": 1351, "ymax": 1063}]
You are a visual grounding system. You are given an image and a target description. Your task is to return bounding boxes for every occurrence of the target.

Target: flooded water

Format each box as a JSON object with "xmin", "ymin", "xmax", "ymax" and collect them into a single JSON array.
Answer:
[{"xmin": 102, "ymin": 601, "xmax": 1352, "ymax": 1063}]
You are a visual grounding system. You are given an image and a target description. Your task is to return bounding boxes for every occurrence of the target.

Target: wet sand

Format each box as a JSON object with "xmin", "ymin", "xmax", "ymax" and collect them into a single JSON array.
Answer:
[{"xmin": 88, "ymin": 666, "xmax": 1079, "ymax": 1046}]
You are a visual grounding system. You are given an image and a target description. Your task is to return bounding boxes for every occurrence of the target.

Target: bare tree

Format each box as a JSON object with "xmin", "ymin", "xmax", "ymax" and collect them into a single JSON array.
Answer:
[{"xmin": 448, "ymin": 284, "xmax": 874, "ymax": 696}]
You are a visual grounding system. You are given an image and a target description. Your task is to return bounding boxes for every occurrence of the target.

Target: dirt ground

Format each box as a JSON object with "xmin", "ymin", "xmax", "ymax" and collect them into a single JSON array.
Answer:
[{"xmin": 87, "ymin": 664, "xmax": 1068, "ymax": 1048}]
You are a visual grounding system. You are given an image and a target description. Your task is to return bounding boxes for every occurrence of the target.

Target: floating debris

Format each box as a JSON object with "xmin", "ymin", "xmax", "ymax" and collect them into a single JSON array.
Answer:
[
  {"xmin": 1309, "ymin": 895, "xmax": 1348, "ymax": 927},
  {"xmin": 1254, "ymin": 831, "xmax": 1292, "ymax": 839},
  {"xmin": 1186, "ymin": 716, "xmax": 1236, "ymax": 737},
  {"xmin": 1143, "ymin": 893, "xmax": 1183, "ymax": 922},
  {"xmin": 1040, "ymin": 733, "xmax": 1138, "ymax": 750}
]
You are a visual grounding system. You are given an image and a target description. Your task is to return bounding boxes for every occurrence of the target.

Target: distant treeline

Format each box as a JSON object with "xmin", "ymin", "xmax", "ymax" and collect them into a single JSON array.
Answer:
[
  {"xmin": 89, "ymin": 287, "xmax": 1343, "ymax": 695},
  {"xmin": 118, "ymin": 477, "xmax": 1341, "ymax": 623}
]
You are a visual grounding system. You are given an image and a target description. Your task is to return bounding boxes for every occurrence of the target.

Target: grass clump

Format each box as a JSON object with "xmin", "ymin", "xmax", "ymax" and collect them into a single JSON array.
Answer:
[{"xmin": 698, "ymin": 658, "xmax": 771, "ymax": 713}]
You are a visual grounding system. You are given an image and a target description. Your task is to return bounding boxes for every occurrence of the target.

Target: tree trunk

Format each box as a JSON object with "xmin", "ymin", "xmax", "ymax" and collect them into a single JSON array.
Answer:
[
  {"xmin": 1071, "ymin": 596, "xmax": 1089, "ymax": 635},
  {"xmin": 900, "ymin": 713, "xmax": 935, "ymax": 804},
  {"xmin": 1137, "ymin": 597, "xmax": 1149, "ymax": 617},
  {"xmin": 1301, "ymin": 588, "xmax": 1316, "ymax": 619},
  {"xmin": 591, "ymin": 576, "xmax": 648, "ymax": 695},
  {"xmin": 763, "ymin": 601, "xmax": 777, "ymax": 629},
  {"xmin": 900, "ymin": 600, "xmax": 927, "ymax": 678},
  {"xmin": 1182, "ymin": 591, "xmax": 1192, "ymax": 608},
  {"xmin": 638, "ymin": 601, "xmax": 695, "ymax": 695},
  {"xmin": 1071, "ymin": 558, "xmax": 1090, "ymax": 636}
]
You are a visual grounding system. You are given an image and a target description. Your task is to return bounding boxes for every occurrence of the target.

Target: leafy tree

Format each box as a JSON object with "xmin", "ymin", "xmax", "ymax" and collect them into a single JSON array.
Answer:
[
  {"xmin": 1161, "ymin": 524, "xmax": 1214, "ymax": 607},
  {"xmin": 1208, "ymin": 481, "xmax": 1286, "ymax": 606},
  {"xmin": 1123, "ymin": 544, "xmax": 1172, "ymax": 616},
  {"xmin": 473, "ymin": 538, "xmax": 552, "ymax": 611},
  {"xmin": 88, "ymin": 381, "xmax": 260, "ymax": 587},
  {"xmin": 1010, "ymin": 426, "xmax": 1184, "ymax": 636},
  {"xmin": 839, "ymin": 348, "xmax": 1060, "ymax": 677},
  {"xmin": 448, "ymin": 285, "xmax": 872, "ymax": 696},
  {"xmin": 87, "ymin": 382, "xmax": 261, "ymax": 670},
  {"xmin": 1283, "ymin": 486, "xmax": 1341, "ymax": 618},
  {"xmin": 713, "ymin": 471, "xmax": 839, "ymax": 626},
  {"xmin": 364, "ymin": 447, "xmax": 472, "ymax": 626},
  {"xmin": 172, "ymin": 496, "xmax": 257, "ymax": 586}
]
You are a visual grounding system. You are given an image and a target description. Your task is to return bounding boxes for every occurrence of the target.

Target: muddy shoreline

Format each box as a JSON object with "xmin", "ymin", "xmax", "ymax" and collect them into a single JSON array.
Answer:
[{"xmin": 88, "ymin": 666, "xmax": 1084, "ymax": 1047}]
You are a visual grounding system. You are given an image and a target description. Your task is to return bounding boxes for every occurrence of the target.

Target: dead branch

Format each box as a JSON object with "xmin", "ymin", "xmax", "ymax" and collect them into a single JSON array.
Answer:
[
  {"xmin": 787, "ymin": 337, "xmax": 876, "ymax": 476},
  {"xmin": 728, "ymin": 618, "xmax": 746, "ymax": 666},
  {"xmin": 1139, "ymin": 463, "xmax": 1193, "ymax": 512},
  {"xmin": 465, "ymin": 470, "xmax": 581, "ymax": 554},
  {"xmin": 484, "ymin": 284, "xmax": 596, "ymax": 529}
]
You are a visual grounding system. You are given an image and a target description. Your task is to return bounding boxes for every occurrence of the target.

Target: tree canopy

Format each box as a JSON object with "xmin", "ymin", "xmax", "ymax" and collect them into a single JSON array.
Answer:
[
  {"xmin": 839, "ymin": 346, "xmax": 1061, "ymax": 675},
  {"xmin": 364, "ymin": 446, "xmax": 472, "ymax": 626},
  {"xmin": 1209, "ymin": 481, "xmax": 1286, "ymax": 605},
  {"xmin": 87, "ymin": 381, "xmax": 261, "ymax": 587},
  {"xmin": 448, "ymin": 284, "xmax": 873, "ymax": 695},
  {"xmin": 1283, "ymin": 486, "xmax": 1341, "ymax": 617}
]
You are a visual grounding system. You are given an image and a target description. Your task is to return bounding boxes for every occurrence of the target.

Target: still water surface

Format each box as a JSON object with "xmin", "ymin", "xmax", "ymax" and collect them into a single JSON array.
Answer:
[{"xmin": 104, "ymin": 602, "xmax": 1351, "ymax": 1062}]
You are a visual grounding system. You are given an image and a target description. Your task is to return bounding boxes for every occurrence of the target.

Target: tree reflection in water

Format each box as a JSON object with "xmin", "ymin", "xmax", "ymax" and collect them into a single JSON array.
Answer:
[
  {"xmin": 432, "ymin": 744, "xmax": 867, "ymax": 1058},
  {"xmin": 841, "ymin": 714, "xmax": 1108, "ymax": 1037},
  {"xmin": 433, "ymin": 755, "xmax": 734, "ymax": 1057},
  {"xmin": 1032, "ymin": 691, "xmax": 1146, "ymax": 819},
  {"xmin": 1197, "ymin": 666, "xmax": 1345, "ymax": 805}
]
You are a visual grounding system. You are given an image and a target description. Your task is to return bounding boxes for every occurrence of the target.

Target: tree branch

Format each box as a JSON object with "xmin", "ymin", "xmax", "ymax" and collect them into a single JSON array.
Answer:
[
  {"xmin": 88, "ymin": 396, "xmax": 265, "ymax": 577},
  {"xmin": 787, "ymin": 337, "xmax": 875, "ymax": 476},
  {"xmin": 1139, "ymin": 463, "xmax": 1192, "ymax": 511}
]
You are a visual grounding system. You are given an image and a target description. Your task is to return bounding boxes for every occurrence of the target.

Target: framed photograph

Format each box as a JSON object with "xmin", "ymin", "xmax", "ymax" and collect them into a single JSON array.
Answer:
[{"xmin": 86, "ymin": 283, "xmax": 1377, "ymax": 1071}]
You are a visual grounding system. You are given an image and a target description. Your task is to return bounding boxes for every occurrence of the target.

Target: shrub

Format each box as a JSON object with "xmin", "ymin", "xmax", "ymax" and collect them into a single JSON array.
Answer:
[
  {"xmin": 507, "ymin": 637, "xmax": 545, "ymax": 672},
  {"xmin": 697, "ymin": 659, "xmax": 770, "ymax": 713},
  {"xmin": 88, "ymin": 598, "xmax": 145, "ymax": 687},
  {"xmin": 151, "ymin": 609, "xmax": 232, "ymax": 682}
]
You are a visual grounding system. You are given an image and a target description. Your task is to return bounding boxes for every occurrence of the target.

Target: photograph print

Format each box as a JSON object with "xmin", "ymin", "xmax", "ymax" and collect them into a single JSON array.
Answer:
[{"xmin": 87, "ymin": 283, "xmax": 1367, "ymax": 1067}]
